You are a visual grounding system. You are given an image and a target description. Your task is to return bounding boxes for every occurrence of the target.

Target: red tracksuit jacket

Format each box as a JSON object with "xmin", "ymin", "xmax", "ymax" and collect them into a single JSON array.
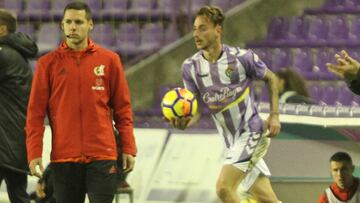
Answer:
[{"xmin": 26, "ymin": 40, "xmax": 136, "ymax": 162}]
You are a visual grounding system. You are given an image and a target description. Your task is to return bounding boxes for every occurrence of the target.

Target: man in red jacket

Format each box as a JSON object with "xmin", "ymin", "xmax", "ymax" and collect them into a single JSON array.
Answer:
[
  {"xmin": 318, "ymin": 152, "xmax": 360, "ymax": 203},
  {"xmin": 26, "ymin": 2, "xmax": 136, "ymax": 202}
]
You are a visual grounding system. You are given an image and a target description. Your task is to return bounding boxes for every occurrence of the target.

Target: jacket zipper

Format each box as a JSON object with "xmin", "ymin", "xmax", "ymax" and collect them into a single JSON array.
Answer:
[{"xmin": 76, "ymin": 56, "xmax": 85, "ymax": 160}]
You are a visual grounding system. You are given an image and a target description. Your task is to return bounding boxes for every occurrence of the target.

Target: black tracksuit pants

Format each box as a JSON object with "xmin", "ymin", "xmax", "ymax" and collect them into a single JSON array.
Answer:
[
  {"xmin": 0, "ymin": 167, "xmax": 30, "ymax": 203},
  {"xmin": 51, "ymin": 160, "xmax": 117, "ymax": 203}
]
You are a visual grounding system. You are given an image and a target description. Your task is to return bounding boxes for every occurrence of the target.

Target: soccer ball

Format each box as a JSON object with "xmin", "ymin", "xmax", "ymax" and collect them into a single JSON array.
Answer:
[
  {"xmin": 239, "ymin": 193, "xmax": 257, "ymax": 203},
  {"xmin": 161, "ymin": 87, "xmax": 198, "ymax": 120},
  {"xmin": 240, "ymin": 198, "xmax": 257, "ymax": 203}
]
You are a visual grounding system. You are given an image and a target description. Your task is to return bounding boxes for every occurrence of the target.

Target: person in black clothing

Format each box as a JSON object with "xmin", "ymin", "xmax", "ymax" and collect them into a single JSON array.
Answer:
[
  {"xmin": 327, "ymin": 50, "xmax": 360, "ymax": 95},
  {"xmin": 275, "ymin": 68, "xmax": 316, "ymax": 104},
  {"xmin": 0, "ymin": 9, "xmax": 38, "ymax": 203}
]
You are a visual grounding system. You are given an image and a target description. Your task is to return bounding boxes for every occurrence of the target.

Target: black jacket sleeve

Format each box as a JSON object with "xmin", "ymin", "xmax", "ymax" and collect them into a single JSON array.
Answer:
[{"xmin": 348, "ymin": 70, "xmax": 360, "ymax": 95}]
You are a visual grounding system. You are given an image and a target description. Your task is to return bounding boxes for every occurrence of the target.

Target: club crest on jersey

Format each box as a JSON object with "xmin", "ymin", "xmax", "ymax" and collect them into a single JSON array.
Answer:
[
  {"xmin": 94, "ymin": 65, "xmax": 105, "ymax": 76},
  {"xmin": 225, "ymin": 66, "xmax": 238, "ymax": 82}
]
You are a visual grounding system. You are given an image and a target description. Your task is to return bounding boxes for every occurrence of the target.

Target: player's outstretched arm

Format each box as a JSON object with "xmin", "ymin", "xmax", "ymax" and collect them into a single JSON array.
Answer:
[{"xmin": 263, "ymin": 69, "xmax": 281, "ymax": 137}]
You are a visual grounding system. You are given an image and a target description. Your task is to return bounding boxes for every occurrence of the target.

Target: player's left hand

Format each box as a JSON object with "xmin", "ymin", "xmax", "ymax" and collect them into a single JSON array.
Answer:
[
  {"xmin": 265, "ymin": 113, "xmax": 281, "ymax": 137},
  {"xmin": 122, "ymin": 153, "xmax": 135, "ymax": 173}
]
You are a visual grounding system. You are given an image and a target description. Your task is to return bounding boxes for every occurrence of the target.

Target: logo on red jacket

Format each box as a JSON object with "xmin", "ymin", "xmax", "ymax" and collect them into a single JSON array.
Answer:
[
  {"xmin": 94, "ymin": 65, "xmax": 105, "ymax": 76},
  {"xmin": 109, "ymin": 165, "xmax": 117, "ymax": 174}
]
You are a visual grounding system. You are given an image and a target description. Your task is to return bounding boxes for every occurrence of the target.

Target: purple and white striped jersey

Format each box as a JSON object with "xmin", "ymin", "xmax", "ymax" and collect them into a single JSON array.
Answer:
[{"xmin": 182, "ymin": 44, "xmax": 268, "ymax": 148}]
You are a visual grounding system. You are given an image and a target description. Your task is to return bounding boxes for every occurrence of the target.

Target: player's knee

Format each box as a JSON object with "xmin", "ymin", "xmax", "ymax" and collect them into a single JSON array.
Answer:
[{"xmin": 216, "ymin": 183, "xmax": 233, "ymax": 200}]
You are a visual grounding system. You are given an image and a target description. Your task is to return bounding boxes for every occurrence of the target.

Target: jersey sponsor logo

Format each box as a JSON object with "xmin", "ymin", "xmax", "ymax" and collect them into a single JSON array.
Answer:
[
  {"xmin": 109, "ymin": 165, "xmax": 117, "ymax": 174},
  {"xmin": 202, "ymin": 86, "xmax": 243, "ymax": 109},
  {"xmin": 92, "ymin": 78, "xmax": 105, "ymax": 91},
  {"xmin": 59, "ymin": 67, "xmax": 67, "ymax": 75},
  {"xmin": 95, "ymin": 78, "xmax": 103, "ymax": 86},
  {"xmin": 94, "ymin": 65, "xmax": 105, "ymax": 76},
  {"xmin": 91, "ymin": 86, "xmax": 105, "ymax": 90}
]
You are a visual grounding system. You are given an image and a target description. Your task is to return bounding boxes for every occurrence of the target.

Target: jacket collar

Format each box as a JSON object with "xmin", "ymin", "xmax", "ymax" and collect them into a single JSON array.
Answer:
[{"xmin": 56, "ymin": 38, "xmax": 99, "ymax": 55}]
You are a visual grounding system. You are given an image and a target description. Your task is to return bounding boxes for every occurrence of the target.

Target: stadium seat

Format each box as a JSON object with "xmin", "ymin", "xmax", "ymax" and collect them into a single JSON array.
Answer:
[
  {"xmin": 328, "ymin": 16, "xmax": 349, "ymax": 43},
  {"xmin": 49, "ymin": 0, "xmax": 71, "ymax": 19},
  {"xmin": 313, "ymin": 48, "xmax": 336, "ymax": 80},
  {"xmin": 127, "ymin": 0, "xmax": 156, "ymax": 19},
  {"xmin": 321, "ymin": 85, "xmax": 338, "ymax": 105},
  {"xmin": 154, "ymin": 0, "xmax": 179, "ymax": 19},
  {"xmin": 292, "ymin": 48, "xmax": 313, "ymax": 74},
  {"xmin": 323, "ymin": 0, "xmax": 360, "ymax": 12},
  {"xmin": 323, "ymin": 0, "xmax": 346, "ymax": 10},
  {"xmin": 350, "ymin": 0, "xmax": 360, "ymax": 9},
  {"xmin": 307, "ymin": 16, "xmax": 329, "ymax": 45},
  {"xmin": 189, "ymin": 0, "xmax": 210, "ymax": 14},
  {"xmin": 266, "ymin": 17, "xmax": 289, "ymax": 42},
  {"xmin": 337, "ymin": 85, "xmax": 354, "ymax": 106},
  {"xmin": 23, "ymin": 0, "xmax": 51, "ymax": 20},
  {"xmin": 309, "ymin": 83, "xmax": 324, "ymax": 104},
  {"xmin": 349, "ymin": 17, "xmax": 360, "ymax": 42},
  {"xmin": 3, "ymin": 0, "xmax": 23, "ymax": 15},
  {"xmin": 50, "ymin": 0, "xmax": 101, "ymax": 20},
  {"xmin": 346, "ymin": 49, "xmax": 360, "ymax": 62},
  {"xmin": 271, "ymin": 48, "xmax": 291, "ymax": 72},
  {"xmin": 139, "ymin": 23, "xmax": 165, "ymax": 53},
  {"xmin": 101, "ymin": 0, "xmax": 129, "ymax": 20},
  {"xmin": 83, "ymin": 0, "xmax": 102, "ymax": 10},
  {"xmin": 91, "ymin": 23, "xmax": 115, "ymax": 49},
  {"xmin": 210, "ymin": 0, "xmax": 231, "ymax": 12},
  {"xmin": 285, "ymin": 16, "xmax": 309, "ymax": 43},
  {"xmin": 36, "ymin": 23, "xmax": 61, "ymax": 53},
  {"xmin": 115, "ymin": 23, "xmax": 141, "ymax": 57}
]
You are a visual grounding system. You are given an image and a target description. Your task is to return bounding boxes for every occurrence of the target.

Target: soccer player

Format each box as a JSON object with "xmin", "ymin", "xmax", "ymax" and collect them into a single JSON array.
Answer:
[
  {"xmin": 25, "ymin": 2, "xmax": 136, "ymax": 202},
  {"xmin": 318, "ymin": 152, "xmax": 360, "ymax": 203},
  {"xmin": 173, "ymin": 6, "xmax": 281, "ymax": 203},
  {"xmin": 0, "ymin": 9, "xmax": 38, "ymax": 202},
  {"xmin": 327, "ymin": 50, "xmax": 360, "ymax": 95}
]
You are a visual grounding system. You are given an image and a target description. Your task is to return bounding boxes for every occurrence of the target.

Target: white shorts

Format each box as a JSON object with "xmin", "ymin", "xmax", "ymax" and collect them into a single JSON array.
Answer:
[
  {"xmin": 223, "ymin": 132, "xmax": 271, "ymax": 172},
  {"xmin": 238, "ymin": 158, "xmax": 271, "ymax": 192},
  {"xmin": 223, "ymin": 132, "xmax": 271, "ymax": 191}
]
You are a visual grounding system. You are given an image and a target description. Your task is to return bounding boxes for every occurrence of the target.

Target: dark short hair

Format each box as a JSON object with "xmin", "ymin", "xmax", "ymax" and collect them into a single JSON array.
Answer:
[
  {"xmin": 0, "ymin": 9, "xmax": 16, "ymax": 33},
  {"xmin": 196, "ymin": 6, "xmax": 225, "ymax": 27},
  {"xmin": 63, "ymin": 1, "xmax": 92, "ymax": 20},
  {"xmin": 330, "ymin": 152, "xmax": 353, "ymax": 164}
]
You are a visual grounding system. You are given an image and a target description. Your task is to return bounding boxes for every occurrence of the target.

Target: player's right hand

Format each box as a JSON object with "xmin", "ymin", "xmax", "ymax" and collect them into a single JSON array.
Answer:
[
  {"xmin": 29, "ymin": 157, "xmax": 44, "ymax": 178},
  {"xmin": 170, "ymin": 117, "xmax": 191, "ymax": 130}
]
